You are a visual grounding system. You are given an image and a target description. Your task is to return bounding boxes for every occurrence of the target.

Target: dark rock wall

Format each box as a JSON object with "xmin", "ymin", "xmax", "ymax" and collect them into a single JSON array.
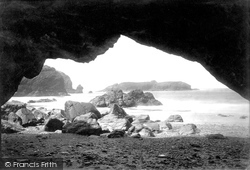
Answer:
[{"xmin": 0, "ymin": 0, "xmax": 249, "ymax": 105}]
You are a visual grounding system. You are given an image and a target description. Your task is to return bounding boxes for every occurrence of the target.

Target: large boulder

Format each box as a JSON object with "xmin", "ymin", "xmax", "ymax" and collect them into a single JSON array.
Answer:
[
  {"xmin": 1, "ymin": 101, "xmax": 27, "ymax": 120},
  {"xmin": 15, "ymin": 108, "xmax": 36, "ymax": 125},
  {"xmin": 179, "ymin": 124, "xmax": 200, "ymax": 135},
  {"xmin": 62, "ymin": 119, "xmax": 102, "ymax": 136},
  {"xmin": 44, "ymin": 118, "xmax": 64, "ymax": 132},
  {"xmin": 1, "ymin": 120, "xmax": 25, "ymax": 133},
  {"xmin": 48, "ymin": 109, "xmax": 66, "ymax": 121},
  {"xmin": 32, "ymin": 109, "xmax": 49, "ymax": 120},
  {"xmin": 139, "ymin": 128, "xmax": 155, "ymax": 137},
  {"xmin": 143, "ymin": 122, "xmax": 160, "ymax": 131},
  {"xmin": 133, "ymin": 114, "xmax": 150, "ymax": 124},
  {"xmin": 166, "ymin": 115, "xmax": 184, "ymax": 122},
  {"xmin": 98, "ymin": 104, "xmax": 131, "ymax": 132},
  {"xmin": 8, "ymin": 112, "xmax": 22, "ymax": 124},
  {"xmin": 64, "ymin": 101, "xmax": 101, "ymax": 121}
]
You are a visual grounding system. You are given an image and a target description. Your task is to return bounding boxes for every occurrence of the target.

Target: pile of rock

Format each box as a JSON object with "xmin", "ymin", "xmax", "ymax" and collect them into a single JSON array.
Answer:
[
  {"xmin": 90, "ymin": 89, "xmax": 162, "ymax": 107},
  {"xmin": 1, "ymin": 100, "xmax": 201, "ymax": 138}
]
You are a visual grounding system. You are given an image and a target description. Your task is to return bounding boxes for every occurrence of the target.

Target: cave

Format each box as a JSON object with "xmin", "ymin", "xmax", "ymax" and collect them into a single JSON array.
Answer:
[{"xmin": 0, "ymin": 0, "xmax": 249, "ymax": 106}]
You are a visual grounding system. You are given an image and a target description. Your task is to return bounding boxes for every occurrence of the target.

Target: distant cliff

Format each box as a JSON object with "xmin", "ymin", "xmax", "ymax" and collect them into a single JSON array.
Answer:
[
  {"xmin": 15, "ymin": 66, "xmax": 69, "ymax": 96},
  {"xmin": 14, "ymin": 66, "xmax": 83, "ymax": 96},
  {"xmin": 102, "ymin": 81, "xmax": 192, "ymax": 91}
]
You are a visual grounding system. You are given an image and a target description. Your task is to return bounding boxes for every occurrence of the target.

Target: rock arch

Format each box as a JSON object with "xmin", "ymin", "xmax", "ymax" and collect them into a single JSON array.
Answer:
[{"xmin": 0, "ymin": 0, "xmax": 249, "ymax": 106}]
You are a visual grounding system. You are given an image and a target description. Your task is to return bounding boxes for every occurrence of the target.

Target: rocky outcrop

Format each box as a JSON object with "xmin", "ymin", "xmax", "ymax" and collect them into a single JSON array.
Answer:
[
  {"xmin": 103, "ymin": 81, "xmax": 192, "ymax": 91},
  {"xmin": 0, "ymin": 0, "xmax": 249, "ymax": 106},
  {"xmin": 60, "ymin": 72, "xmax": 83, "ymax": 93},
  {"xmin": 28, "ymin": 98, "xmax": 56, "ymax": 103},
  {"xmin": 75, "ymin": 85, "xmax": 83, "ymax": 93},
  {"xmin": 14, "ymin": 66, "xmax": 69, "ymax": 96},
  {"xmin": 90, "ymin": 89, "xmax": 162, "ymax": 107}
]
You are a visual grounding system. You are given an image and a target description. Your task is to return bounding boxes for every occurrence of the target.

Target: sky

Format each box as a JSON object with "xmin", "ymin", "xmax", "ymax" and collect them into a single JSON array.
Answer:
[{"xmin": 45, "ymin": 35, "xmax": 227, "ymax": 92}]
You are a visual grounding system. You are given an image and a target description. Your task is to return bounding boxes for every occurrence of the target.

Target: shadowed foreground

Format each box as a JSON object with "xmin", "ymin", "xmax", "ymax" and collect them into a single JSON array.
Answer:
[{"xmin": 2, "ymin": 133, "xmax": 250, "ymax": 169}]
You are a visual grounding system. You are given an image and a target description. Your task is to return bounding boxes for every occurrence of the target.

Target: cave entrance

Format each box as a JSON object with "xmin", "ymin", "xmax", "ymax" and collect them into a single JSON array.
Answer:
[
  {"xmin": 45, "ymin": 35, "xmax": 227, "ymax": 92},
  {"xmin": 10, "ymin": 35, "xmax": 249, "ymax": 127}
]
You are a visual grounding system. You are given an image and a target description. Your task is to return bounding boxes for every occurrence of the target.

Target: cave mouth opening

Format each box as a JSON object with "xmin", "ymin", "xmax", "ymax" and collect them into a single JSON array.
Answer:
[{"xmin": 44, "ymin": 35, "xmax": 227, "ymax": 92}]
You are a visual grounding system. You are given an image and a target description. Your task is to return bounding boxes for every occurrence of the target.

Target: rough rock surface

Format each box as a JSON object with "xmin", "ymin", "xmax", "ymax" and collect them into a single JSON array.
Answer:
[
  {"xmin": 0, "ymin": 0, "xmax": 249, "ymax": 106},
  {"xmin": 64, "ymin": 101, "xmax": 101, "ymax": 121},
  {"xmin": 90, "ymin": 89, "xmax": 162, "ymax": 107}
]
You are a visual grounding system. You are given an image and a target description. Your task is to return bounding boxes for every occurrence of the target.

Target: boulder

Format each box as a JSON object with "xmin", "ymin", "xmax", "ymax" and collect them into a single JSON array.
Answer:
[
  {"xmin": 158, "ymin": 121, "xmax": 172, "ymax": 130},
  {"xmin": 166, "ymin": 115, "xmax": 184, "ymax": 122},
  {"xmin": 143, "ymin": 122, "xmax": 160, "ymax": 131},
  {"xmin": 139, "ymin": 128, "xmax": 155, "ymax": 137},
  {"xmin": 131, "ymin": 123, "xmax": 144, "ymax": 133},
  {"xmin": 1, "ymin": 101, "xmax": 27, "ymax": 120},
  {"xmin": 134, "ymin": 114, "xmax": 150, "ymax": 121},
  {"xmin": 32, "ymin": 109, "xmax": 49, "ymax": 120},
  {"xmin": 98, "ymin": 104, "xmax": 131, "ymax": 131},
  {"xmin": 8, "ymin": 112, "xmax": 22, "ymax": 124},
  {"xmin": 179, "ymin": 124, "xmax": 200, "ymax": 135},
  {"xmin": 48, "ymin": 109, "xmax": 66, "ymax": 120},
  {"xmin": 15, "ymin": 108, "xmax": 36, "ymax": 125},
  {"xmin": 1, "ymin": 120, "xmax": 25, "ymax": 133},
  {"xmin": 127, "ymin": 125, "xmax": 135, "ymax": 134},
  {"xmin": 44, "ymin": 118, "xmax": 64, "ymax": 132},
  {"xmin": 62, "ymin": 120, "xmax": 102, "ymax": 136},
  {"xmin": 98, "ymin": 114, "xmax": 131, "ymax": 132},
  {"xmin": 64, "ymin": 101, "xmax": 101, "ymax": 121},
  {"xmin": 107, "ymin": 130, "xmax": 125, "ymax": 138},
  {"xmin": 109, "ymin": 103, "xmax": 127, "ymax": 118}
]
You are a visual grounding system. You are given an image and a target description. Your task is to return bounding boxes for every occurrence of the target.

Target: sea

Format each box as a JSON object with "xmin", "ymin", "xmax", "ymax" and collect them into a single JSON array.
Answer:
[{"xmin": 9, "ymin": 88, "xmax": 249, "ymax": 127}]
